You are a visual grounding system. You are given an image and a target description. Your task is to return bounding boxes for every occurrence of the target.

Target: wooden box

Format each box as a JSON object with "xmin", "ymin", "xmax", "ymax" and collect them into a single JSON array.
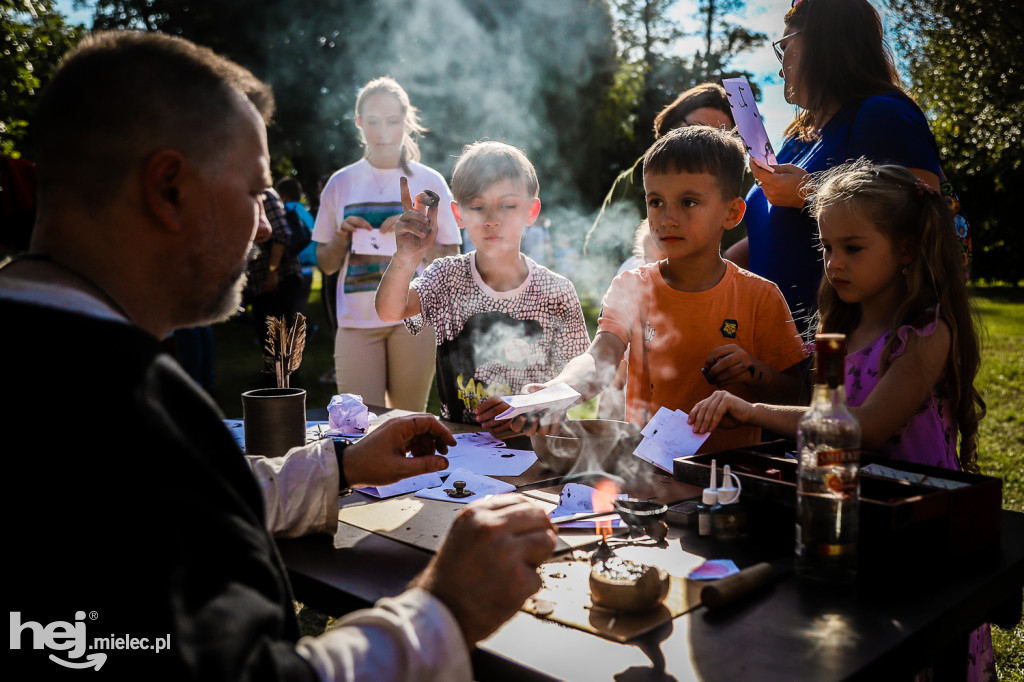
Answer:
[{"xmin": 673, "ymin": 441, "xmax": 1003, "ymax": 569}]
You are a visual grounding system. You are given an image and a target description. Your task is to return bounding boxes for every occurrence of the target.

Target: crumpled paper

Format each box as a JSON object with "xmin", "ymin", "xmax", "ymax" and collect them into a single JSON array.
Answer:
[{"xmin": 327, "ymin": 393, "xmax": 369, "ymax": 435}]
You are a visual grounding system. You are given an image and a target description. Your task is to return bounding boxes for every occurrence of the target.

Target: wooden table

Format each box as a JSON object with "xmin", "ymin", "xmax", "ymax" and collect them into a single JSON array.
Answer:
[{"xmin": 281, "ymin": 408, "xmax": 1024, "ymax": 681}]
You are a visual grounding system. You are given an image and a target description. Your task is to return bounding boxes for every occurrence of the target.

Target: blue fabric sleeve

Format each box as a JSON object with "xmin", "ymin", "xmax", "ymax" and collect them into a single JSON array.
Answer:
[{"xmin": 847, "ymin": 93, "xmax": 941, "ymax": 175}]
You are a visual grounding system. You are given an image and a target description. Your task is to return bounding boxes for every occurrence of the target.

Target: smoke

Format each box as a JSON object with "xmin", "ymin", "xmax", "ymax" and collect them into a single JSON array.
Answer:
[{"xmin": 263, "ymin": 0, "xmax": 624, "ymax": 298}]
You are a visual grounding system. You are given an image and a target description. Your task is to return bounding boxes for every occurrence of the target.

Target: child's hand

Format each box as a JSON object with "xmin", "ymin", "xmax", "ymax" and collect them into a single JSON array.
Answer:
[
  {"xmin": 474, "ymin": 386, "xmax": 563, "ymax": 439},
  {"xmin": 393, "ymin": 176, "xmax": 440, "ymax": 261},
  {"xmin": 703, "ymin": 344, "xmax": 767, "ymax": 388},
  {"xmin": 688, "ymin": 390, "xmax": 753, "ymax": 434}
]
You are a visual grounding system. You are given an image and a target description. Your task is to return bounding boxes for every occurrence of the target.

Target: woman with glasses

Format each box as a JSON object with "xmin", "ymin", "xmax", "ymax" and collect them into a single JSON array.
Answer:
[{"xmin": 726, "ymin": 0, "xmax": 942, "ymax": 338}]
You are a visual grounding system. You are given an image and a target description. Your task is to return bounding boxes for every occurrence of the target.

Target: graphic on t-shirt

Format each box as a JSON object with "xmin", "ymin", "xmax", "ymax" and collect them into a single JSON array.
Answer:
[
  {"xmin": 436, "ymin": 311, "xmax": 544, "ymax": 421},
  {"xmin": 345, "ymin": 201, "xmax": 401, "ymax": 256},
  {"xmin": 720, "ymin": 319, "xmax": 738, "ymax": 338},
  {"xmin": 344, "ymin": 262, "xmax": 387, "ymax": 294}
]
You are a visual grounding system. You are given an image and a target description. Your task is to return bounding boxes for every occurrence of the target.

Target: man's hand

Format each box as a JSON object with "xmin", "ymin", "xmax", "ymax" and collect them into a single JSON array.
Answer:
[
  {"xmin": 342, "ymin": 414, "xmax": 455, "ymax": 487},
  {"xmin": 474, "ymin": 385, "xmax": 563, "ymax": 439},
  {"xmin": 413, "ymin": 495, "xmax": 556, "ymax": 645},
  {"xmin": 688, "ymin": 390, "xmax": 754, "ymax": 434}
]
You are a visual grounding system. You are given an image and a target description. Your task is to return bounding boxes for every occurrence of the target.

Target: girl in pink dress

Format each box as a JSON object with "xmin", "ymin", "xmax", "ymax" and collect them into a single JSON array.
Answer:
[{"xmin": 689, "ymin": 159, "xmax": 991, "ymax": 680}]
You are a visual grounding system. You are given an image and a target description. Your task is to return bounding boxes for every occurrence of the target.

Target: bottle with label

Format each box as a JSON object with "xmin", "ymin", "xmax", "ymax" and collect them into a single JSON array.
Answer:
[
  {"xmin": 712, "ymin": 465, "xmax": 748, "ymax": 541},
  {"xmin": 795, "ymin": 333, "xmax": 862, "ymax": 583}
]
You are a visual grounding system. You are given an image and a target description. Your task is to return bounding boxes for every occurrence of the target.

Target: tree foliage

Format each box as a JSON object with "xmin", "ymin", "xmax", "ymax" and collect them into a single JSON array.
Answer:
[
  {"xmin": 890, "ymin": 0, "xmax": 1023, "ymax": 282},
  {"xmin": 1, "ymin": 0, "xmax": 82, "ymax": 157}
]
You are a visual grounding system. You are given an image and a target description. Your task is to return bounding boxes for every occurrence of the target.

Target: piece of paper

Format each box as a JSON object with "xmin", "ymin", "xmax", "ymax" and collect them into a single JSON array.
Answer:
[
  {"xmin": 435, "ymin": 432, "xmax": 537, "ymax": 477},
  {"xmin": 359, "ymin": 472, "xmax": 445, "ymax": 499},
  {"xmin": 414, "ymin": 469, "xmax": 515, "ymax": 504},
  {"xmin": 723, "ymin": 77, "xmax": 778, "ymax": 167},
  {"xmin": 495, "ymin": 382, "xmax": 581, "ymax": 421},
  {"xmin": 634, "ymin": 410, "xmax": 709, "ymax": 472},
  {"xmin": 351, "ymin": 227, "xmax": 398, "ymax": 256},
  {"xmin": 549, "ymin": 483, "xmax": 625, "ymax": 529},
  {"xmin": 687, "ymin": 559, "xmax": 740, "ymax": 581}
]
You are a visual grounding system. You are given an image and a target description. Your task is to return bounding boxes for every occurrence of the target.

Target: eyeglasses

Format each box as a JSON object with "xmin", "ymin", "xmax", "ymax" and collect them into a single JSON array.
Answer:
[{"xmin": 772, "ymin": 30, "xmax": 801, "ymax": 64}]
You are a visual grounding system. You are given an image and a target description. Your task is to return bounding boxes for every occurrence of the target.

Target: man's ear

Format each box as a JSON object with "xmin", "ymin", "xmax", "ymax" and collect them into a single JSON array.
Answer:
[
  {"xmin": 143, "ymin": 149, "xmax": 189, "ymax": 233},
  {"xmin": 525, "ymin": 198, "xmax": 541, "ymax": 226},
  {"xmin": 451, "ymin": 200, "xmax": 464, "ymax": 229},
  {"xmin": 723, "ymin": 196, "xmax": 745, "ymax": 230}
]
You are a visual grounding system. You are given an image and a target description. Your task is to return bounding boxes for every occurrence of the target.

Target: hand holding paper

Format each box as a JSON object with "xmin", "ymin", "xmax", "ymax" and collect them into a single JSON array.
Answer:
[{"xmin": 493, "ymin": 383, "xmax": 581, "ymax": 421}]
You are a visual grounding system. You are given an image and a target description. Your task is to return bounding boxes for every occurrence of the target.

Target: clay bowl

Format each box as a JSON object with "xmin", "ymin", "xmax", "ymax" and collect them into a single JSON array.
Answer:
[
  {"xmin": 530, "ymin": 419, "xmax": 642, "ymax": 475},
  {"xmin": 589, "ymin": 557, "xmax": 670, "ymax": 612}
]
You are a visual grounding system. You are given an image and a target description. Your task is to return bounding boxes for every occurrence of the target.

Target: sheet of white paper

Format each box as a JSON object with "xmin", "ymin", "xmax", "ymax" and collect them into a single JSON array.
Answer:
[
  {"xmin": 351, "ymin": 228, "xmax": 397, "ymax": 256},
  {"xmin": 495, "ymin": 382, "xmax": 581, "ymax": 420},
  {"xmin": 641, "ymin": 406, "xmax": 674, "ymax": 438},
  {"xmin": 440, "ymin": 447, "xmax": 537, "ymax": 477},
  {"xmin": 723, "ymin": 77, "xmax": 778, "ymax": 166},
  {"xmin": 415, "ymin": 469, "xmax": 516, "ymax": 504},
  {"xmin": 634, "ymin": 410, "xmax": 709, "ymax": 472},
  {"xmin": 549, "ymin": 483, "xmax": 625, "ymax": 528},
  {"xmin": 360, "ymin": 472, "xmax": 445, "ymax": 499}
]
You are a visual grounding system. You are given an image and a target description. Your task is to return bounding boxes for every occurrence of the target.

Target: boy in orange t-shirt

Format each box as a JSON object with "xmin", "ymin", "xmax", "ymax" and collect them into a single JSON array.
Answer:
[{"xmin": 479, "ymin": 126, "xmax": 805, "ymax": 452}]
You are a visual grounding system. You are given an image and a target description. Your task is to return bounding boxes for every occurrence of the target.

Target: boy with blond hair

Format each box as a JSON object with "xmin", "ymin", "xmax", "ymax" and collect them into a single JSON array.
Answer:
[
  {"xmin": 376, "ymin": 141, "xmax": 589, "ymax": 428},
  {"xmin": 480, "ymin": 126, "xmax": 804, "ymax": 451}
]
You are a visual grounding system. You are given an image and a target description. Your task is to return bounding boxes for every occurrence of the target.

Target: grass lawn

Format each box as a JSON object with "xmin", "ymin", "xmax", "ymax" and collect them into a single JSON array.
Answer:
[{"xmin": 207, "ymin": 282, "xmax": 1022, "ymax": 679}]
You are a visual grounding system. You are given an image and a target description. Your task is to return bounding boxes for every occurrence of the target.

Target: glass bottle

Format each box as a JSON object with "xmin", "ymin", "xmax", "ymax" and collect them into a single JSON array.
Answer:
[{"xmin": 795, "ymin": 333, "xmax": 862, "ymax": 583}]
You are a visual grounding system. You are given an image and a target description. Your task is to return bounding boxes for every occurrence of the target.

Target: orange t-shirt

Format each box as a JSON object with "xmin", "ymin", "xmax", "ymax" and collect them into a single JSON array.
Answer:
[{"xmin": 598, "ymin": 260, "xmax": 805, "ymax": 453}]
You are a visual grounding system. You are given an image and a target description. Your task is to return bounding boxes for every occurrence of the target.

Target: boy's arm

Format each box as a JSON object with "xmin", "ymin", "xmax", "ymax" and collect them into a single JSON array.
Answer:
[
  {"xmin": 540, "ymin": 331, "xmax": 627, "ymax": 402},
  {"xmin": 375, "ymin": 256, "xmax": 423, "ymax": 322},
  {"xmin": 475, "ymin": 332, "xmax": 626, "ymax": 438},
  {"xmin": 703, "ymin": 344, "xmax": 803, "ymax": 403}
]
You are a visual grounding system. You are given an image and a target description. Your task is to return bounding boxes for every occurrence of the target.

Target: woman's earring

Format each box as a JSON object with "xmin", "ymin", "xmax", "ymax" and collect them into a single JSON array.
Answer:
[{"xmin": 901, "ymin": 266, "xmax": 909, "ymax": 276}]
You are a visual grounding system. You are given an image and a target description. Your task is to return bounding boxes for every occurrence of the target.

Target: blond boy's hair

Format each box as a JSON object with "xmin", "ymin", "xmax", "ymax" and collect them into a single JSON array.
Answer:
[{"xmin": 451, "ymin": 141, "xmax": 539, "ymax": 205}]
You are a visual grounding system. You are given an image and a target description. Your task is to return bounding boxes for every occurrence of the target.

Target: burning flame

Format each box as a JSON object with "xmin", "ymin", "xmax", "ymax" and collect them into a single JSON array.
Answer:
[{"xmin": 591, "ymin": 479, "xmax": 620, "ymax": 541}]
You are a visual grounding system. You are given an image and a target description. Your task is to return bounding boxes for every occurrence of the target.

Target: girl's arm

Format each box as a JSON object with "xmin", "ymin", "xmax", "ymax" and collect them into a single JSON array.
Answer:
[
  {"xmin": 851, "ymin": 319, "xmax": 951, "ymax": 449},
  {"xmin": 690, "ymin": 321, "xmax": 951, "ymax": 449},
  {"xmin": 689, "ymin": 391, "xmax": 806, "ymax": 437}
]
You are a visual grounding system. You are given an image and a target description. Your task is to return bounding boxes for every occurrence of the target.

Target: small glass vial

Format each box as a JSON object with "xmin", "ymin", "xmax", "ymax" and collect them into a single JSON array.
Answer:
[
  {"xmin": 712, "ymin": 465, "xmax": 748, "ymax": 540},
  {"xmin": 697, "ymin": 459, "xmax": 718, "ymax": 537}
]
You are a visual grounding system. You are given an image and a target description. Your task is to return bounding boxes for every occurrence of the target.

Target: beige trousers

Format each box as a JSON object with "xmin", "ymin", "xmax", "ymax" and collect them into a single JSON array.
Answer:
[{"xmin": 333, "ymin": 324, "xmax": 435, "ymax": 411}]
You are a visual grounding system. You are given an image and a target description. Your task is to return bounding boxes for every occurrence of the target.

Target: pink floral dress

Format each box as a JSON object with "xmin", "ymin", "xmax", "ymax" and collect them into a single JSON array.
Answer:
[{"xmin": 844, "ymin": 309, "xmax": 995, "ymax": 682}]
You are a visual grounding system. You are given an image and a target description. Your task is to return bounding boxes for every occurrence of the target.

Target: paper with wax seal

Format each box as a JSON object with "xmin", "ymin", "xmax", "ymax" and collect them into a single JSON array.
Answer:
[
  {"xmin": 415, "ymin": 468, "xmax": 516, "ymax": 504},
  {"xmin": 351, "ymin": 226, "xmax": 398, "ymax": 256},
  {"xmin": 494, "ymin": 382, "xmax": 581, "ymax": 421},
  {"xmin": 549, "ymin": 483, "xmax": 626, "ymax": 529},
  {"xmin": 633, "ymin": 407, "xmax": 710, "ymax": 472},
  {"xmin": 723, "ymin": 77, "xmax": 778, "ymax": 167}
]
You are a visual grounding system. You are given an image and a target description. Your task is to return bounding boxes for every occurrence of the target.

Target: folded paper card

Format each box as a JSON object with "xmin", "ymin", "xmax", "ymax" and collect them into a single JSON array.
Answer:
[
  {"xmin": 723, "ymin": 76, "xmax": 778, "ymax": 167},
  {"xmin": 414, "ymin": 469, "xmax": 515, "ymax": 504},
  {"xmin": 495, "ymin": 383, "xmax": 581, "ymax": 421},
  {"xmin": 634, "ymin": 407, "xmax": 709, "ymax": 472}
]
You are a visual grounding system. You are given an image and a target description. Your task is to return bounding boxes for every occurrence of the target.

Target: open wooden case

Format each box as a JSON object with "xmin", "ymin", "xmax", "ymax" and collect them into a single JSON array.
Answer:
[{"xmin": 673, "ymin": 441, "xmax": 1003, "ymax": 575}]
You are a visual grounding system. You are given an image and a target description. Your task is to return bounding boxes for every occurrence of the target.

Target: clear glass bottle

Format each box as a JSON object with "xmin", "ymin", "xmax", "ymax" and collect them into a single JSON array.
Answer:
[{"xmin": 795, "ymin": 333, "xmax": 862, "ymax": 583}]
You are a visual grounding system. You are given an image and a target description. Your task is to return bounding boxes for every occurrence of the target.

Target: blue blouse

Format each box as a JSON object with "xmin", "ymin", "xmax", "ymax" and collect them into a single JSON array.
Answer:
[{"xmin": 744, "ymin": 91, "xmax": 942, "ymax": 336}]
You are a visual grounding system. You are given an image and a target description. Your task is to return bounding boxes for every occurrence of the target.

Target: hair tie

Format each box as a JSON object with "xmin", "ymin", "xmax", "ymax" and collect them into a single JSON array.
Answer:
[{"xmin": 914, "ymin": 178, "xmax": 938, "ymax": 196}]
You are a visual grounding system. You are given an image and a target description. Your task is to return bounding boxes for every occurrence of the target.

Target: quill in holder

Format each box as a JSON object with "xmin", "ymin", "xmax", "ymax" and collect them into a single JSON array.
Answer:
[{"xmin": 264, "ymin": 313, "xmax": 306, "ymax": 388}]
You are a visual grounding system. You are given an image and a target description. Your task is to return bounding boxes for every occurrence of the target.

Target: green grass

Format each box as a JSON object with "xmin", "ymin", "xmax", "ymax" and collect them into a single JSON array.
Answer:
[
  {"xmin": 971, "ymin": 286, "xmax": 1024, "ymax": 681},
  {"xmin": 208, "ymin": 284, "xmax": 1023, "ymax": 676}
]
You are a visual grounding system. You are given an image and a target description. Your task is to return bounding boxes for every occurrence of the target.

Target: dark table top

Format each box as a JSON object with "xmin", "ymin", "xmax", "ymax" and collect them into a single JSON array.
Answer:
[{"xmin": 279, "ymin": 408, "xmax": 1024, "ymax": 681}]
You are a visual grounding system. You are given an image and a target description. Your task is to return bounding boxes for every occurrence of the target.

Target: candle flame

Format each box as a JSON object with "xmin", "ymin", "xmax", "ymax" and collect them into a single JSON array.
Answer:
[{"xmin": 591, "ymin": 479, "xmax": 619, "ymax": 541}]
